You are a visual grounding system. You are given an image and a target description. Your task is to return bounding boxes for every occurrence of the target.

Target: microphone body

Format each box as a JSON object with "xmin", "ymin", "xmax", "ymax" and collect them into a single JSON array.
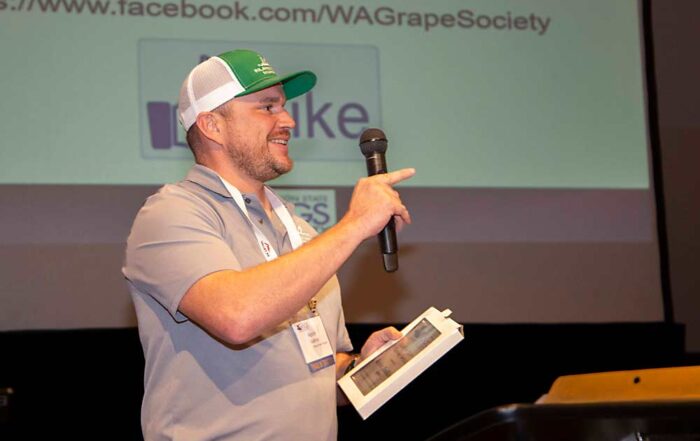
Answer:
[{"xmin": 359, "ymin": 128, "xmax": 398, "ymax": 272}]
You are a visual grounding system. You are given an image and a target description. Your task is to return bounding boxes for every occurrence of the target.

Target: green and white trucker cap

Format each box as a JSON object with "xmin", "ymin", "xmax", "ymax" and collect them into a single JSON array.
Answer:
[{"xmin": 178, "ymin": 49, "xmax": 317, "ymax": 131}]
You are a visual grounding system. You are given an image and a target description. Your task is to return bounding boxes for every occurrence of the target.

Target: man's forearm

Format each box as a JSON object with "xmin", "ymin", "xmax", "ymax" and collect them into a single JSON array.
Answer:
[{"xmin": 179, "ymin": 216, "xmax": 365, "ymax": 344}]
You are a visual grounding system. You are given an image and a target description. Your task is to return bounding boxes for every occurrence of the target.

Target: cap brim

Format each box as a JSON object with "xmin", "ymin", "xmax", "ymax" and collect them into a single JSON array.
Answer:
[{"xmin": 235, "ymin": 70, "xmax": 317, "ymax": 100}]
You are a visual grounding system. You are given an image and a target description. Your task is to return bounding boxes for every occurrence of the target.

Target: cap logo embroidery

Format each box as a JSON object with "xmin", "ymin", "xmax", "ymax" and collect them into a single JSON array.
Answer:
[{"xmin": 254, "ymin": 56, "xmax": 276, "ymax": 76}]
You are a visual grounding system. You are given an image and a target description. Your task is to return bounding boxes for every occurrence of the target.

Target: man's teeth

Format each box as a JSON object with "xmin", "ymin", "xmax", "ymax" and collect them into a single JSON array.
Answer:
[{"xmin": 270, "ymin": 139, "xmax": 288, "ymax": 145}]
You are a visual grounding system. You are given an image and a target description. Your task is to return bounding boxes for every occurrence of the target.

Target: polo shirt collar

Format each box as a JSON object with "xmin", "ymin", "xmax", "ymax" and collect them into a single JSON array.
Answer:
[{"xmin": 185, "ymin": 164, "xmax": 231, "ymax": 198}]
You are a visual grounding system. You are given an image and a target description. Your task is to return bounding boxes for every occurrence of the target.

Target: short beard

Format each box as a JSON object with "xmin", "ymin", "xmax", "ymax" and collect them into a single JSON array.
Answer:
[{"xmin": 226, "ymin": 143, "xmax": 293, "ymax": 183}]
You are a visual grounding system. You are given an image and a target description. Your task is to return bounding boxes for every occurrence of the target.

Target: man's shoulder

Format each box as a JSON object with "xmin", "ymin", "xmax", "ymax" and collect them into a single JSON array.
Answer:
[
  {"xmin": 141, "ymin": 164, "xmax": 227, "ymax": 209},
  {"xmin": 144, "ymin": 180, "xmax": 206, "ymax": 209},
  {"xmin": 133, "ymin": 179, "xmax": 224, "ymax": 227}
]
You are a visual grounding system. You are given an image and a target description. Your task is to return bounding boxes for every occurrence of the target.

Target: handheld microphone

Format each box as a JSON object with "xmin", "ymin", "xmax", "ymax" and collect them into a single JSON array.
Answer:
[{"xmin": 359, "ymin": 128, "xmax": 398, "ymax": 273}]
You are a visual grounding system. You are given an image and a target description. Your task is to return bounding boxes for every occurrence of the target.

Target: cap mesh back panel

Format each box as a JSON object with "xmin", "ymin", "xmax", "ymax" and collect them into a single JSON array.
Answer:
[{"xmin": 178, "ymin": 59, "xmax": 234, "ymax": 119}]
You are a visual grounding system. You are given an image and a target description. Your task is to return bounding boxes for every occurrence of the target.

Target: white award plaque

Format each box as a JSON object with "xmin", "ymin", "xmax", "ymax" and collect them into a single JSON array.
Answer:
[{"xmin": 337, "ymin": 307, "xmax": 464, "ymax": 419}]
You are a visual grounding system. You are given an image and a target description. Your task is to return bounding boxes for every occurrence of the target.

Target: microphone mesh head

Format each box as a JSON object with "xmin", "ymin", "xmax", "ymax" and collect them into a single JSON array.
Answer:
[{"xmin": 359, "ymin": 128, "xmax": 387, "ymax": 156}]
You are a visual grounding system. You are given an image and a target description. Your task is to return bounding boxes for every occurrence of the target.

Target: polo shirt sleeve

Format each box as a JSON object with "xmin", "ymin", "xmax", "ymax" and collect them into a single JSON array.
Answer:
[{"xmin": 123, "ymin": 186, "xmax": 240, "ymax": 322}]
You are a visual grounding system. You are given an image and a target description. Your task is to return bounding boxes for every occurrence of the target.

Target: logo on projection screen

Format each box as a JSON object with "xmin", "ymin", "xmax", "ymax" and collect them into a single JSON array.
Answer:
[
  {"xmin": 276, "ymin": 189, "xmax": 336, "ymax": 233},
  {"xmin": 139, "ymin": 39, "xmax": 381, "ymax": 161}
]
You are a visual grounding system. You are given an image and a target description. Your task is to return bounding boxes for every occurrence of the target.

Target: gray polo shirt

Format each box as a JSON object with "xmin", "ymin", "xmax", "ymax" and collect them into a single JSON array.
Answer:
[{"xmin": 123, "ymin": 164, "xmax": 352, "ymax": 441}]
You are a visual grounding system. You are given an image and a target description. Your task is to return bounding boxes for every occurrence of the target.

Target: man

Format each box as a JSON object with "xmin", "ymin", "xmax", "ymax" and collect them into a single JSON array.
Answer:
[{"xmin": 123, "ymin": 49, "xmax": 415, "ymax": 440}]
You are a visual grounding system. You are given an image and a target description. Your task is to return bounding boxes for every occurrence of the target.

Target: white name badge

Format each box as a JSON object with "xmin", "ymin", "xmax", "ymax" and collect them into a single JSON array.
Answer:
[{"xmin": 291, "ymin": 316, "xmax": 335, "ymax": 373}]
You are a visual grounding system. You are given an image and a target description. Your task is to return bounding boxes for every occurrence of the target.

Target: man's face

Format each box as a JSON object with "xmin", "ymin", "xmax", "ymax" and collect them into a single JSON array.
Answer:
[{"xmin": 220, "ymin": 84, "xmax": 296, "ymax": 183}]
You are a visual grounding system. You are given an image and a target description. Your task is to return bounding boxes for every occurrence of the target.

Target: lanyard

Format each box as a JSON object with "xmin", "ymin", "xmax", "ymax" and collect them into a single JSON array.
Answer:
[{"xmin": 219, "ymin": 177, "xmax": 303, "ymax": 261}]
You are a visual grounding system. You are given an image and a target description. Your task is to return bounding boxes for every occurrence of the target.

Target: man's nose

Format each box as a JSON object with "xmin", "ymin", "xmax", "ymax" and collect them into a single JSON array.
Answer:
[{"xmin": 278, "ymin": 107, "xmax": 296, "ymax": 129}]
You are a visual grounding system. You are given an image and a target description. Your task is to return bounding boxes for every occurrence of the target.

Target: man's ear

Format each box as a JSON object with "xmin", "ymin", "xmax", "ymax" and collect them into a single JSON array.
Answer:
[{"xmin": 194, "ymin": 112, "xmax": 225, "ymax": 145}]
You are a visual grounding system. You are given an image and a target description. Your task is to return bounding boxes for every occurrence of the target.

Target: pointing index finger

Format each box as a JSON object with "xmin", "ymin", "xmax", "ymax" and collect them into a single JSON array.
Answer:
[{"xmin": 384, "ymin": 168, "xmax": 416, "ymax": 186}]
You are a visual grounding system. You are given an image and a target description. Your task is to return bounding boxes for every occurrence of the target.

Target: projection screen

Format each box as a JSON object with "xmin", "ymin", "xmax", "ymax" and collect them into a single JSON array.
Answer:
[{"xmin": 0, "ymin": 0, "xmax": 665, "ymax": 328}]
